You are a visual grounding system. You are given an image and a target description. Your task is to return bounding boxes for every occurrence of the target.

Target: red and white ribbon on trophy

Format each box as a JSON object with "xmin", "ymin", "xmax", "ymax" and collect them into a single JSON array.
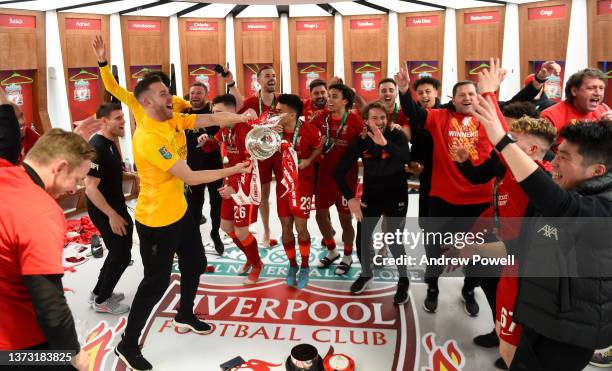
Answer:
[
  {"xmin": 231, "ymin": 158, "xmax": 261, "ymax": 206},
  {"xmin": 280, "ymin": 141, "xmax": 299, "ymax": 212}
]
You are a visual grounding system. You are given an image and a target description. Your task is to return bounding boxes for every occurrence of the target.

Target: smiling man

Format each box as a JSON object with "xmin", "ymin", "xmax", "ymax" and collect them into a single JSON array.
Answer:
[
  {"xmin": 470, "ymin": 91, "xmax": 612, "ymax": 370},
  {"xmin": 396, "ymin": 60, "xmax": 508, "ymax": 316},
  {"xmin": 303, "ymin": 79, "xmax": 328, "ymax": 122},
  {"xmin": 541, "ymin": 68, "xmax": 612, "ymax": 149},
  {"xmin": 84, "ymin": 103, "xmax": 132, "ymax": 315}
]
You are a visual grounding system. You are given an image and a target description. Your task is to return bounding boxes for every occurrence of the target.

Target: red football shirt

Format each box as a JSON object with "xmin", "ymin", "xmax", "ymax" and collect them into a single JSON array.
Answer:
[
  {"xmin": 239, "ymin": 94, "xmax": 279, "ymax": 116},
  {"xmin": 310, "ymin": 111, "xmax": 364, "ymax": 182},
  {"xmin": 0, "ymin": 166, "xmax": 67, "ymax": 350},
  {"xmin": 215, "ymin": 121, "xmax": 252, "ymax": 167},
  {"xmin": 302, "ymin": 99, "xmax": 327, "ymax": 123},
  {"xmin": 426, "ymin": 93, "xmax": 505, "ymax": 205},
  {"xmin": 281, "ymin": 121, "xmax": 322, "ymax": 180},
  {"xmin": 541, "ymin": 101, "xmax": 608, "ymax": 148}
]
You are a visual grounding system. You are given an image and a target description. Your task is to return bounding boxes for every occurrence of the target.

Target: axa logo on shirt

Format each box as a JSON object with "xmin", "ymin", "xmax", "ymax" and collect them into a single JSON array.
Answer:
[
  {"xmin": 538, "ymin": 224, "xmax": 559, "ymax": 240},
  {"xmin": 159, "ymin": 146, "xmax": 173, "ymax": 160}
]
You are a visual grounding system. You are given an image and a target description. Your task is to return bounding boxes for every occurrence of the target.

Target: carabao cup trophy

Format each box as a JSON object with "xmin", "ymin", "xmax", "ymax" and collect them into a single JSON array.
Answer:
[{"xmin": 245, "ymin": 115, "xmax": 284, "ymax": 160}]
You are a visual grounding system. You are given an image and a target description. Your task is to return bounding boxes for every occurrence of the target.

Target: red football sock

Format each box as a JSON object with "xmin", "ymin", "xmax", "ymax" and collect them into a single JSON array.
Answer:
[
  {"xmin": 240, "ymin": 233, "xmax": 261, "ymax": 265},
  {"xmin": 283, "ymin": 239, "xmax": 298, "ymax": 267},
  {"xmin": 298, "ymin": 240, "xmax": 310, "ymax": 268},
  {"xmin": 228, "ymin": 231, "xmax": 243, "ymax": 249},
  {"xmin": 324, "ymin": 238, "xmax": 336, "ymax": 251},
  {"xmin": 343, "ymin": 244, "xmax": 353, "ymax": 256}
]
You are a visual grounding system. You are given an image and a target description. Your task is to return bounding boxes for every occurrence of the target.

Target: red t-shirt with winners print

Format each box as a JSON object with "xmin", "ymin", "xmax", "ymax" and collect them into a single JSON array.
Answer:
[{"xmin": 426, "ymin": 92, "xmax": 505, "ymax": 205}]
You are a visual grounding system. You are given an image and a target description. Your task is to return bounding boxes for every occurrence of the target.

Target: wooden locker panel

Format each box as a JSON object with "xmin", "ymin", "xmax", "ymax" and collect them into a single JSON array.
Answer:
[
  {"xmin": 178, "ymin": 18, "xmax": 226, "ymax": 97},
  {"xmin": 342, "ymin": 15, "xmax": 389, "ymax": 89},
  {"xmin": 519, "ymin": 0, "xmax": 571, "ymax": 82},
  {"xmin": 456, "ymin": 6, "xmax": 505, "ymax": 81},
  {"xmin": 234, "ymin": 18, "xmax": 281, "ymax": 95},
  {"xmin": 588, "ymin": 0, "xmax": 612, "ymax": 66},
  {"xmin": 295, "ymin": 33, "xmax": 327, "ymax": 62},
  {"xmin": 1, "ymin": 32, "xmax": 37, "ymax": 70},
  {"xmin": 399, "ymin": 12, "xmax": 445, "ymax": 62},
  {"xmin": 129, "ymin": 35, "xmax": 164, "ymax": 66},
  {"xmin": 58, "ymin": 13, "xmax": 109, "ymax": 69},
  {"xmin": 0, "ymin": 9, "xmax": 48, "ymax": 133},
  {"xmin": 289, "ymin": 17, "xmax": 334, "ymax": 96}
]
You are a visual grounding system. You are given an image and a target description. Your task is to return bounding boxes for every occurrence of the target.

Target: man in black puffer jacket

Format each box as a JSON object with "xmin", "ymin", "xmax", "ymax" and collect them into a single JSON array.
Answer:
[{"xmin": 472, "ymin": 91, "xmax": 612, "ymax": 371}]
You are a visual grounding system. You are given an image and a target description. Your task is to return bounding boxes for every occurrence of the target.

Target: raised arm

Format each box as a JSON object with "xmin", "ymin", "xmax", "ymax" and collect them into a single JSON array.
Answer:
[
  {"xmin": 93, "ymin": 36, "xmax": 139, "ymax": 110},
  {"xmin": 395, "ymin": 65, "xmax": 427, "ymax": 129},
  {"xmin": 194, "ymin": 110, "xmax": 256, "ymax": 129},
  {"xmin": 220, "ymin": 67, "xmax": 245, "ymax": 112}
]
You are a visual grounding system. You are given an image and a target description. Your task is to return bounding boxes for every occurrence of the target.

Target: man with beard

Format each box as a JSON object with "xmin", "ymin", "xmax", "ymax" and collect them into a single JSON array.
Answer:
[
  {"xmin": 274, "ymin": 94, "xmax": 322, "ymax": 289},
  {"xmin": 237, "ymin": 65, "xmax": 280, "ymax": 249},
  {"xmin": 310, "ymin": 84, "xmax": 364, "ymax": 275},
  {"xmin": 377, "ymin": 78, "xmax": 411, "ymax": 138},
  {"xmin": 335, "ymin": 101, "xmax": 411, "ymax": 304},
  {"xmin": 84, "ymin": 103, "xmax": 132, "ymax": 315},
  {"xmin": 184, "ymin": 82, "xmax": 224, "ymax": 254},
  {"xmin": 303, "ymin": 79, "xmax": 328, "ymax": 122},
  {"xmin": 113, "ymin": 75, "xmax": 254, "ymax": 370},
  {"xmin": 540, "ymin": 68, "xmax": 612, "ymax": 149}
]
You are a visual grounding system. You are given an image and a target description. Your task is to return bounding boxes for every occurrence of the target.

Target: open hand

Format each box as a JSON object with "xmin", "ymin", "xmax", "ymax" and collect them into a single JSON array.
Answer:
[
  {"xmin": 470, "ymin": 95, "xmax": 506, "ymax": 145},
  {"xmin": 347, "ymin": 197, "xmax": 363, "ymax": 222},
  {"xmin": 92, "ymin": 35, "xmax": 107, "ymax": 63},
  {"xmin": 367, "ymin": 125, "xmax": 388, "ymax": 146},
  {"xmin": 477, "ymin": 57, "xmax": 504, "ymax": 94}
]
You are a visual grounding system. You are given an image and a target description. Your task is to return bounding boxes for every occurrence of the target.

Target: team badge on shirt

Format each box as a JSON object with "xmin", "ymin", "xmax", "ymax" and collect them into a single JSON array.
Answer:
[{"xmin": 158, "ymin": 146, "xmax": 173, "ymax": 160}]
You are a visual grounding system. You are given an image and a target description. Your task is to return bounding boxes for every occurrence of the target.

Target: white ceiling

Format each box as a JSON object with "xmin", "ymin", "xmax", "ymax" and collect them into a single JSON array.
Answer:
[{"xmin": 0, "ymin": 0, "xmax": 552, "ymax": 17}]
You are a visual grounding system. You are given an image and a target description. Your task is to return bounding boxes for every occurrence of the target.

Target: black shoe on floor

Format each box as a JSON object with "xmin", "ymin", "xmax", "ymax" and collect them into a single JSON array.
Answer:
[
  {"xmin": 473, "ymin": 329, "xmax": 499, "ymax": 348},
  {"xmin": 114, "ymin": 339, "xmax": 152, "ymax": 371},
  {"xmin": 423, "ymin": 287, "xmax": 439, "ymax": 313},
  {"xmin": 212, "ymin": 233, "xmax": 224, "ymax": 255},
  {"xmin": 173, "ymin": 312, "xmax": 214, "ymax": 334},
  {"xmin": 494, "ymin": 357, "xmax": 508, "ymax": 370},
  {"xmin": 461, "ymin": 289, "xmax": 479, "ymax": 317},
  {"xmin": 350, "ymin": 274, "xmax": 373, "ymax": 295},
  {"xmin": 200, "ymin": 215, "xmax": 207, "ymax": 225},
  {"xmin": 393, "ymin": 279, "xmax": 410, "ymax": 305}
]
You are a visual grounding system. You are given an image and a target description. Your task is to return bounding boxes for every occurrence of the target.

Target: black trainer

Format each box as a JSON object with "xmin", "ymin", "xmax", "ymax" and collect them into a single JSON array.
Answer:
[
  {"xmin": 461, "ymin": 289, "xmax": 479, "ymax": 317},
  {"xmin": 211, "ymin": 232, "xmax": 224, "ymax": 255},
  {"xmin": 350, "ymin": 275, "xmax": 373, "ymax": 295},
  {"xmin": 393, "ymin": 279, "xmax": 410, "ymax": 305},
  {"xmin": 423, "ymin": 287, "xmax": 439, "ymax": 313},
  {"xmin": 114, "ymin": 339, "xmax": 152, "ymax": 371},
  {"xmin": 473, "ymin": 329, "xmax": 499, "ymax": 348},
  {"xmin": 173, "ymin": 312, "xmax": 214, "ymax": 334},
  {"xmin": 494, "ymin": 357, "xmax": 508, "ymax": 370}
]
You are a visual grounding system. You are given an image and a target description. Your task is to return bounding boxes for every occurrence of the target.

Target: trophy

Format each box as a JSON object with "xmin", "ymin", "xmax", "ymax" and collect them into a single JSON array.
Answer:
[{"xmin": 245, "ymin": 113, "xmax": 285, "ymax": 160}]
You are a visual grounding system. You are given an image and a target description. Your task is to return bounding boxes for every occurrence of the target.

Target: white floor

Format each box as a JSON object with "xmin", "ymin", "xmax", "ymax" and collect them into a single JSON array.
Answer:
[{"xmin": 61, "ymin": 188, "xmax": 600, "ymax": 371}]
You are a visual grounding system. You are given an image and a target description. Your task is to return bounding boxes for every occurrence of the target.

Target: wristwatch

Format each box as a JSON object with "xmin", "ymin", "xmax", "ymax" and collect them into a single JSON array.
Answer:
[{"xmin": 495, "ymin": 132, "xmax": 517, "ymax": 152}]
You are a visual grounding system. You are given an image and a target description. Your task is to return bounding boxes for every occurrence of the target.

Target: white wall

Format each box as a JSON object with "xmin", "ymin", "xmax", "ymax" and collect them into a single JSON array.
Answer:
[
  {"xmin": 169, "ymin": 15, "xmax": 183, "ymax": 98},
  {"xmin": 563, "ymin": 0, "xmax": 589, "ymax": 99},
  {"xmin": 333, "ymin": 13, "xmax": 345, "ymax": 80},
  {"xmin": 500, "ymin": 3, "xmax": 521, "ymax": 101},
  {"xmin": 45, "ymin": 10, "xmax": 71, "ymax": 131},
  {"xmin": 441, "ymin": 8, "xmax": 458, "ymax": 101},
  {"xmin": 280, "ymin": 14, "xmax": 291, "ymax": 93},
  {"xmin": 109, "ymin": 13, "xmax": 133, "ymax": 166}
]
